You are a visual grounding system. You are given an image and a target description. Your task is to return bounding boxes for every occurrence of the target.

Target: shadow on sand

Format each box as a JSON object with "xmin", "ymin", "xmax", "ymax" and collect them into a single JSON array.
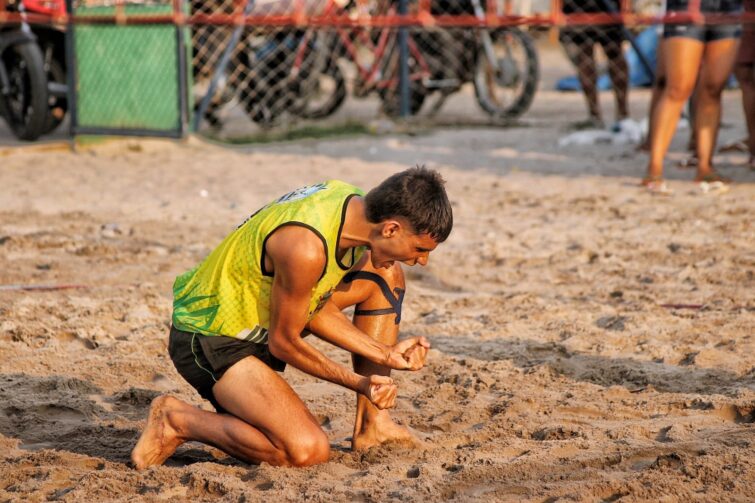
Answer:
[
  {"xmin": 431, "ymin": 334, "xmax": 755, "ymax": 399},
  {"xmin": 0, "ymin": 374, "xmax": 230, "ymax": 466}
]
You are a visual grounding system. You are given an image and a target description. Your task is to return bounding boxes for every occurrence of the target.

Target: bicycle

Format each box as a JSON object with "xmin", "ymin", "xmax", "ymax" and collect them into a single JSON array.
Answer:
[
  {"xmin": 291, "ymin": 0, "xmax": 435, "ymax": 119},
  {"xmin": 293, "ymin": 0, "xmax": 539, "ymax": 120}
]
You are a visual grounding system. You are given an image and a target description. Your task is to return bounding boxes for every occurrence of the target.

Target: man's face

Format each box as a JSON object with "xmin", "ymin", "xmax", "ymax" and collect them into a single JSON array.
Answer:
[{"xmin": 370, "ymin": 221, "xmax": 439, "ymax": 269}]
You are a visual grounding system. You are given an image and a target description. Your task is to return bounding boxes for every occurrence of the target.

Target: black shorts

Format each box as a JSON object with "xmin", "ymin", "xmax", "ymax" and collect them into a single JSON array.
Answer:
[
  {"xmin": 559, "ymin": 26, "xmax": 625, "ymax": 48},
  {"xmin": 664, "ymin": 0, "xmax": 743, "ymax": 41},
  {"xmin": 168, "ymin": 325, "xmax": 286, "ymax": 413},
  {"xmin": 665, "ymin": 0, "xmax": 742, "ymax": 10}
]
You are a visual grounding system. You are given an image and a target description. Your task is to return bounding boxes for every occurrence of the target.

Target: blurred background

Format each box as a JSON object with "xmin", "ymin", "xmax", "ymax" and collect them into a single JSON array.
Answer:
[{"xmin": 0, "ymin": 0, "xmax": 748, "ymax": 144}]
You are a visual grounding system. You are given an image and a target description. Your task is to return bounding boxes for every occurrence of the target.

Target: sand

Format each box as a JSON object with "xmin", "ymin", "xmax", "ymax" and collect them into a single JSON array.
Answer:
[{"xmin": 1, "ymin": 58, "xmax": 754, "ymax": 500}]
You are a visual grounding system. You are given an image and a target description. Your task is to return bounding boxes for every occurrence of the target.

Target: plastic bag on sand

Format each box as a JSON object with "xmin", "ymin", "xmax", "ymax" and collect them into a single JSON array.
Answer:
[{"xmin": 558, "ymin": 119, "xmax": 643, "ymax": 147}]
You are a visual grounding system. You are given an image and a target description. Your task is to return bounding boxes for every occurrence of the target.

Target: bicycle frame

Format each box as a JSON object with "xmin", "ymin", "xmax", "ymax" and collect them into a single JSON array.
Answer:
[
  {"xmin": 290, "ymin": 0, "xmax": 432, "ymax": 95},
  {"xmin": 341, "ymin": 25, "xmax": 431, "ymax": 91}
]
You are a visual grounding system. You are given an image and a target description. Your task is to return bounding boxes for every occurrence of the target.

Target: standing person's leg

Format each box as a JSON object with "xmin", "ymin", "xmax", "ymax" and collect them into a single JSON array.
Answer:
[
  {"xmin": 693, "ymin": 37, "xmax": 740, "ymax": 181},
  {"xmin": 676, "ymin": 79, "xmax": 702, "ymax": 169},
  {"xmin": 601, "ymin": 29, "xmax": 629, "ymax": 122},
  {"xmin": 562, "ymin": 35, "xmax": 603, "ymax": 126},
  {"xmin": 641, "ymin": 37, "xmax": 666, "ymax": 151},
  {"xmin": 734, "ymin": 62, "xmax": 755, "ymax": 166},
  {"xmin": 131, "ymin": 348, "xmax": 330, "ymax": 468},
  {"xmin": 733, "ymin": 61, "xmax": 755, "ymax": 167},
  {"xmin": 645, "ymin": 36, "xmax": 704, "ymax": 184},
  {"xmin": 737, "ymin": 5, "xmax": 755, "ymax": 167},
  {"xmin": 330, "ymin": 256, "xmax": 416, "ymax": 450},
  {"xmin": 687, "ymin": 84, "xmax": 699, "ymax": 152}
]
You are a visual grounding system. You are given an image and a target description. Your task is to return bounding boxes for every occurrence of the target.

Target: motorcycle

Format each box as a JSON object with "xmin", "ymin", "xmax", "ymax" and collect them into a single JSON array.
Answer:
[
  {"xmin": 0, "ymin": 0, "xmax": 67, "ymax": 140},
  {"xmin": 1, "ymin": 0, "xmax": 48, "ymax": 140},
  {"xmin": 191, "ymin": 0, "xmax": 330, "ymax": 129},
  {"xmin": 24, "ymin": 0, "xmax": 68, "ymax": 134},
  {"xmin": 231, "ymin": 27, "xmax": 328, "ymax": 127}
]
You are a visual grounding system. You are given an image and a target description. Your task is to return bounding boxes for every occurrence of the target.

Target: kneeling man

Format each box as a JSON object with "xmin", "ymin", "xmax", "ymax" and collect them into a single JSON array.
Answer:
[{"xmin": 131, "ymin": 166, "xmax": 453, "ymax": 468}]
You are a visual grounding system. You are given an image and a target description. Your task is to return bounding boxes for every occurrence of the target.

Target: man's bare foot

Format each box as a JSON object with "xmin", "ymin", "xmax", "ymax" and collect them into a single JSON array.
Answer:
[
  {"xmin": 352, "ymin": 411, "xmax": 420, "ymax": 451},
  {"xmin": 131, "ymin": 395, "xmax": 186, "ymax": 470}
]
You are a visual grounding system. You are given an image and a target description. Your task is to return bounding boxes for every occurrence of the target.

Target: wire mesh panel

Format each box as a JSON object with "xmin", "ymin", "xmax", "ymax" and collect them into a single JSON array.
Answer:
[
  {"xmin": 190, "ymin": 0, "xmax": 543, "ymax": 136},
  {"xmin": 70, "ymin": 0, "xmax": 191, "ymax": 135},
  {"xmin": 191, "ymin": 0, "xmax": 337, "ymax": 129},
  {"xmin": 50, "ymin": 0, "xmax": 750, "ymax": 140}
]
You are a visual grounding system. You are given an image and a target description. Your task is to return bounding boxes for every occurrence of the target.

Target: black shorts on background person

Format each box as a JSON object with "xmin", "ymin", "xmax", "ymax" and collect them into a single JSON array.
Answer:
[{"xmin": 559, "ymin": 0, "xmax": 629, "ymax": 129}]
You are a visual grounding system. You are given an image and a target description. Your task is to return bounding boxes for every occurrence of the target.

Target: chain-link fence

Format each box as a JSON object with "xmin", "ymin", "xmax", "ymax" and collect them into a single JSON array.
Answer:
[
  {"xmin": 189, "ymin": 0, "xmax": 545, "ymax": 135},
  {"xmin": 1, "ymin": 0, "xmax": 753, "ymax": 140}
]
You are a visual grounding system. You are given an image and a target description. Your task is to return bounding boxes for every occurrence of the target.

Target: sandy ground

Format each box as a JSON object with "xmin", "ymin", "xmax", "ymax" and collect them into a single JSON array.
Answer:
[{"xmin": 1, "ymin": 44, "xmax": 754, "ymax": 502}]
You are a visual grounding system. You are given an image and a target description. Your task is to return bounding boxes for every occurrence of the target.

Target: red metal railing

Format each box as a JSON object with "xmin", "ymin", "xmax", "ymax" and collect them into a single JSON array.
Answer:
[{"xmin": 1, "ymin": 0, "xmax": 754, "ymax": 28}]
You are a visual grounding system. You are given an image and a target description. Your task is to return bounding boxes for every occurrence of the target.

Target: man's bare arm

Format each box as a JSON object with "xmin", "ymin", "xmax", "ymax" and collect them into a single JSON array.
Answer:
[
  {"xmin": 308, "ymin": 300, "xmax": 430, "ymax": 371},
  {"xmin": 264, "ymin": 226, "xmax": 396, "ymax": 408}
]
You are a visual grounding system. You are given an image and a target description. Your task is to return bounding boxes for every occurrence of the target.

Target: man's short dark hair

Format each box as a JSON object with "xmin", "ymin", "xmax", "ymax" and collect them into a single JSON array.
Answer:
[{"xmin": 365, "ymin": 166, "xmax": 453, "ymax": 242}]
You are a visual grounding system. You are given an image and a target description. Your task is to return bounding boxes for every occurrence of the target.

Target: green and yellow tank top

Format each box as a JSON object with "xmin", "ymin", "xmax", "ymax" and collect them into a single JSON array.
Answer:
[{"xmin": 172, "ymin": 180, "xmax": 366, "ymax": 342}]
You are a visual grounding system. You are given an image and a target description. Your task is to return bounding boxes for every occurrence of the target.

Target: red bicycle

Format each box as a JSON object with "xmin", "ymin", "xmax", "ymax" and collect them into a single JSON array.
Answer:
[
  {"xmin": 292, "ymin": 0, "xmax": 539, "ymax": 120},
  {"xmin": 291, "ymin": 0, "xmax": 445, "ymax": 118}
]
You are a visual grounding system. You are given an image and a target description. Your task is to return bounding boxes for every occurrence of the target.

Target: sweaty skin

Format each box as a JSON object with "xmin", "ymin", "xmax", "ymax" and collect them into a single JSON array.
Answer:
[
  {"xmin": 314, "ymin": 257, "xmax": 429, "ymax": 450},
  {"xmin": 132, "ymin": 196, "xmax": 437, "ymax": 468},
  {"xmin": 131, "ymin": 396, "xmax": 184, "ymax": 469}
]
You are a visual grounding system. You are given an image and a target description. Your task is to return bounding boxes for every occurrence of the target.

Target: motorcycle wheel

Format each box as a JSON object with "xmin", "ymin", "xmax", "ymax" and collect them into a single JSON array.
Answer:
[
  {"xmin": 1, "ymin": 42, "xmax": 48, "ymax": 141},
  {"xmin": 474, "ymin": 27, "xmax": 539, "ymax": 120},
  {"xmin": 43, "ymin": 56, "xmax": 67, "ymax": 134},
  {"xmin": 291, "ymin": 61, "xmax": 347, "ymax": 120}
]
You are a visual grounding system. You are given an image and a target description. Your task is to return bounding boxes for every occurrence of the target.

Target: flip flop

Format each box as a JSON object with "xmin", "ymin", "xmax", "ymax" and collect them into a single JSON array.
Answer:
[
  {"xmin": 718, "ymin": 138, "xmax": 749, "ymax": 153},
  {"xmin": 640, "ymin": 176, "xmax": 672, "ymax": 195},
  {"xmin": 697, "ymin": 181, "xmax": 730, "ymax": 194},
  {"xmin": 695, "ymin": 172, "xmax": 731, "ymax": 194}
]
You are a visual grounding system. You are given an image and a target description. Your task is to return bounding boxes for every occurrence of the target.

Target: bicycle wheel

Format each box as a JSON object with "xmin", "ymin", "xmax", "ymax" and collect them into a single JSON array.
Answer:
[
  {"xmin": 474, "ymin": 27, "xmax": 539, "ymax": 120},
  {"xmin": 378, "ymin": 33, "xmax": 426, "ymax": 117},
  {"xmin": 1, "ymin": 42, "xmax": 49, "ymax": 141},
  {"xmin": 292, "ymin": 60, "xmax": 346, "ymax": 120},
  {"xmin": 290, "ymin": 32, "xmax": 346, "ymax": 120}
]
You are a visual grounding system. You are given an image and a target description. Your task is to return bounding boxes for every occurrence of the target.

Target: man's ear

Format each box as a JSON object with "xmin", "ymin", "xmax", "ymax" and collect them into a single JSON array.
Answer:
[{"xmin": 381, "ymin": 220, "xmax": 401, "ymax": 238}]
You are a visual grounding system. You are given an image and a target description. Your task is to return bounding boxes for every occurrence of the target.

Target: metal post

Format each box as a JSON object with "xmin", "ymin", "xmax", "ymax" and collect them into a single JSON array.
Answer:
[
  {"xmin": 175, "ymin": 0, "xmax": 189, "ymax": 135},
  {"xmin": 192, "ymin": 0, "xmax": 256, "ymax": 132},
  {"xmin": 64, "ymin": 0, "xmax": 78, "ymax": 136},
  {"xmin": 398, "ymin": 0, "xmax": 409, "ymax": 118}
]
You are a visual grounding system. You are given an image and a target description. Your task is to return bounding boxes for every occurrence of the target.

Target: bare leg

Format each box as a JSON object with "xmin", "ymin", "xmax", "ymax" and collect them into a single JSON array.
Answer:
[
  {"xmin": 646, "ymin": 37, "xmax": 704, "ymax": 181},
  {"xmin": 733, "ymin": 62, "xmax": 755, "ymax": 163},
  {"xmin": 641, "ymin": 38, "xmax": 666, "ymax": 151},
  {"xmin": 564, "ymin": 40, "xmax": 602, "ymax": 124},
  {"xmin": 332, "ymin": 257, "xmax": 417, "ymax": 450},
  {"xmin": 603, "ymin": 38, "xmax": 629, "ymax": 121},
  {"xmin": 687, "ymin": 84, "xmax": 698, "ymax": 152},
  {"xmin": 694, "ymin": 38, "xmax": 740, "ymax": 179},
  {"xmin": 131, "ymin": 355, "xmax": 329, "ymax": 469}
]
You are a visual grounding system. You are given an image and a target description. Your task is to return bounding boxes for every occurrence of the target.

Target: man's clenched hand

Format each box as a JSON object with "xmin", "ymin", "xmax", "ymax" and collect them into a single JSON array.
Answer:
[
  {"xmin": 359, "ymin": 375, "xmax": 398, "ymax": 409},
  {"xmin": 385, "ymin": 336, "xmax": 431, "ymax": 371}
]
